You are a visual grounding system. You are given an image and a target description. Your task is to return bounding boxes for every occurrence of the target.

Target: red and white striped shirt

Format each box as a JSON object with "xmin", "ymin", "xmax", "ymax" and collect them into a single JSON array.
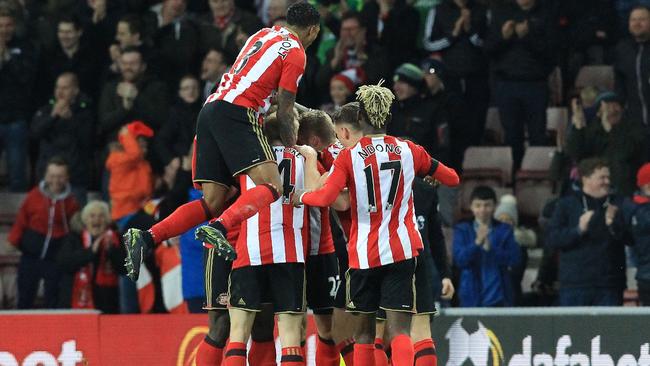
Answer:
[
  {"xmin": 320, "ymin": 141, "xmax": 351, "ymax": 240},
  {"xmin": 206, "ymin": 26, "xmax": 306, "ymax": 115},
  {"xmin": 304, "ymin": 136, "xmax": 439, "ymax": 269},
  {"xmin": 234, "ymin": 146, "xmax": 308, "ymax": 269}
]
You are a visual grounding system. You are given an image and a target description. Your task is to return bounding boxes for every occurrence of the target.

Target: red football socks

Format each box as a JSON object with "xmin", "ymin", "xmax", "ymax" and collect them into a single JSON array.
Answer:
[
  {"xmin": 149, "ymin": 199, "xmax": 212, "ymax": 244},
  {"xmin": 414, "ymin": 339, "xmax": 437, "ymax": 366},
  {"xmin": 353, "ymin": 343, "xmax": 375, "ymax": 366},
  {"xmin": 218, "ymin": 184, "xmax": 279, "ymax": 232},
  {"xmin": 337, "ymin": 338, "xmax": 355, "ymax": 366},
  {"xmin": 249, "ymin": 340, "xmax": 276, "ymax": 366},
  {"xmin": 374, "ymin": 338, "xmax": 389, "ymax": 366},
  {"xmin": 390, "ymin": 334, "xmax": 414, "ymax": 366},
  {"xmin": 280, "ymin": 346, "xmax": 305, "ymax": 366},
  {"xmin": 224, "ymin": 342, "xmax": 247, "ymax": 366},
  {"xmin": 316, "ymin": 336, "xmax": 340, "ymax": 366},
  {"xmin": 196, "ymin": 336, "xmax": 224, "ymax": 366},
  {"xmin": 432, "ymin": 162, "xmax": 460, "ymax": 187}
]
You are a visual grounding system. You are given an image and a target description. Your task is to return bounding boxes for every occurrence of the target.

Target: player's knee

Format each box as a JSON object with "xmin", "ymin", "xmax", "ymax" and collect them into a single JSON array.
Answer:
[{"xmin": 208, "ymin": 311, "xmax": 230, "ymax": 344}]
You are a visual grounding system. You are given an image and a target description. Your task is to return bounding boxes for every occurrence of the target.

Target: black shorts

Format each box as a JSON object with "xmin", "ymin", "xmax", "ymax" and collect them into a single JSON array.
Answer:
[
  {"xmin": 193, "ymin": 100, "xmax": 275, "ymax": 187},
  {"xmin": 306, "ymin": 254, "xmax": 339, "ymax": 314},
  {"xmin": 346, "ymin": 258, "xmax": 416, "ymax": 314},
  {"xmin": 228, "ymin": 263, "xmax": 306, "ymax": 313},
  {"xmin": 203, "ymin": 246, "xmax": 232, "ymax": 310},
  {"xmin": 330, "ymin": 211, "xmax": 349, "ymax": 309},
  {"xmin": 377, "ymin": 252, "xmax": 437, "ymax": 320}
]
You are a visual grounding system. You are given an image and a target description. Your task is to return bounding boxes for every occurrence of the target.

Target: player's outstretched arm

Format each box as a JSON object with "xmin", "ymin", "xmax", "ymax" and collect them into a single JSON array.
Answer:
[
  {"xmin": 276, "ymin": 87, "xmax": 298, "ymax": 146},
  {"xmin": 293, "ymin": 165, "xmax": 347, "ymax": 208},
  {"xmin": 428, "ymin": 159, "xmax": 460, "ymax": 187}
]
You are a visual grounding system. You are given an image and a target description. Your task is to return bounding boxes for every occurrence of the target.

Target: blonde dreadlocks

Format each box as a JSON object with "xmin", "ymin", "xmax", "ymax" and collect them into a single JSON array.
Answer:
[{"xmin": 355, "ymin": 80, "xmax": 395, "ymax": 129}]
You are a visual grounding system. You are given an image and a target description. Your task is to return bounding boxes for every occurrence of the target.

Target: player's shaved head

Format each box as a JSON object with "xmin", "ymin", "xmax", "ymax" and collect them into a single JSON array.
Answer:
[{"xmin": 298, "ymin": 110, "xmax": 336, "ymax": 146}]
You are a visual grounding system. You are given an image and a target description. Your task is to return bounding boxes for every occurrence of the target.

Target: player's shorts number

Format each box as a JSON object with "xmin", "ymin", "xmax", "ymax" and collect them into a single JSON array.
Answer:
[{"xmin": 328, "ymin": 275, "xmax": 341, "ymax": 298}]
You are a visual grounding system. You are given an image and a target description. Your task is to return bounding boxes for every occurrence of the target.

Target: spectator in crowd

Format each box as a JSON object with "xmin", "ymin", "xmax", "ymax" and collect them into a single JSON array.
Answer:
[
  {"xmin": 39, "ymin": 15, "xmax": 100, "ymax": 104},
  {"xmin": 105, "ymin": 121, "xmax": 154, "ymax": 229},
  {"xmin": 453, "ymin": 186, "xmax": 522, "ymax": 307},
  {"xmin": 566, "ymin": 91, "xmax": 647, "ymax": 196},
  {"xmin": 615, "ymin": 5, "xmax": 650, "ymax": 128},
  {"xmin": 56, "ymin": 200, "xmax": 122, "ymax": 313},
  {"xmin": 200, "ymin": 48, "xmax": 229, "ymax": 100},
  {"xmin": 106, "ymin": 14, "xmax": 156, "ymax": 82},
  {"xmin": 9, "ymin": 157, "xmax": 80, "ymax": 308},
  {"xmin": 422, "ymin": 0, "xmax": 489, "ymax": 147},
  {"xmin": 198, "ymin": 0, "xmax": 263, "ymax": 62},
  {"xmin": 154, "ymin": 75, "xmax": 201, "ymax": 178},
  {"xmin": 265, "ymin": 0, "xmax": 287, "ymax": 26},
  {"xmin": 98, "ymin": 47, "xmax": 168, "ymax": 144},
  {"xmin": 546, "ymin": 158, "xmax": 629, "ymax": 306},
  {"xmin": 494, "ymin": 194, "xmax": 537, "ymax": 305},
  {"xmin": 628, "ymin": 163, "xmax": 650, "ymax": 306},
  {"xmin": 148, "ymin": 0, "xmax": 201, "ymax": 90},
  {"xmin": 32, "ymin": 72, "xmax": 94, "ymax": 206},
  {"xmin": 320, "ymin": 70, "xmax": 358, "ymax": 115},
  {"xmin": 485, "ymin": 0, "xmax": 557, "ymax": 171},
  {"xmin": 0, "ymin": 9, "xmax": 35, "ymax": 192},
  {"xmin": 361, "ymin": 0, "xmax": 420, "ymax": 70},
  {"xmin": 316, "ymin": 12, "xmax": 390, "ymax": 100}
]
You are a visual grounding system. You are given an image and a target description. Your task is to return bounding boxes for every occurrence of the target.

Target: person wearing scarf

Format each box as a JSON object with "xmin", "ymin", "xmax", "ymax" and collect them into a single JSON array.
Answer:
[{"xmin": 56, "ymin": 200, "xmax": 122, "ymax": 313}]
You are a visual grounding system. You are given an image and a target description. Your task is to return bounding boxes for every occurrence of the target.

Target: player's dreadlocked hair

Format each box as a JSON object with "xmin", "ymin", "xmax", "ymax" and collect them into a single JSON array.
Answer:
[{"xmin": 355, "ymin": 80, "xmax": 395, "ymax": 130}]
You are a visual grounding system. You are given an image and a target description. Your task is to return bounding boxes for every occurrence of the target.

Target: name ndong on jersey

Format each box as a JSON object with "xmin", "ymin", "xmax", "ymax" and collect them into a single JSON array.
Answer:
[{"xmin": 358, "ymin": 142, "xmax": 402, "ymax": 160}]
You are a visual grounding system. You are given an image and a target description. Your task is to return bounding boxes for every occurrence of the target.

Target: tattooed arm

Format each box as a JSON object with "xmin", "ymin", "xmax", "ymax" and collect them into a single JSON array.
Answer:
[{"xmin": 276, "ymin": 87, "xmax": 298, "ymax": 147}]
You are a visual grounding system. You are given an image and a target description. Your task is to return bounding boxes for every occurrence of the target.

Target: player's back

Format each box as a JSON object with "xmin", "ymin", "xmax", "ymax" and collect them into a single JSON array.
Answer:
[
  {"xmin": 235, "ymin": 146, "xmax": 308, "ymax": 268},
  {"xmin": 209, "ymin": 26, "xmax": 306, "ymax": 114},
  {"xmin": 340, "ymin": 135, "xmax": 425, "ymax": 269}
]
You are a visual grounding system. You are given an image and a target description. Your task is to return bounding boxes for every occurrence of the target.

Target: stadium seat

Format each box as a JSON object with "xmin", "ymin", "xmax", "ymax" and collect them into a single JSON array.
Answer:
[
  {"xmin": 462, "ymin": 146, "xmax": 513, "ymax": 185},
  {"xmin": 484, "ymin": 107, "xmax": 504, "ymax": 144},
  {"xmin": 0, "ymin": 193, "xmax": 26, "ymax": 225},
  {"xmin": 515, "ymin": 181, "xmax": 556, "ymax": 221},
  {"xmin": 516, "ymin": 146, "xmax": 556, "ymax": 180},
  {"xmin": 546, "ymin": 107, "xmax": 568, "ymax": 134},
  {"xmin": 574, "ymin": 65, "xmax": 615, "ymax": 91}
]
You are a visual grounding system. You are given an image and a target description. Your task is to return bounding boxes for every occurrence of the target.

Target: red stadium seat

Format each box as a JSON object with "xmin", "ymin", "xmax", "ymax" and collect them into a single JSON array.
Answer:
[
  {"xmin": 462, "ymin": 146, "xmax": 513, "ymax": 185},
  {"xmin": 574, "ymin": 65, "xmax": 615, "ymax": 91}
]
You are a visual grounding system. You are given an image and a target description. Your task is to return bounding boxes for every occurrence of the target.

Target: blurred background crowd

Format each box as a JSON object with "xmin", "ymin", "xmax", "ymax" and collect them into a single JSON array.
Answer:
[{"xmin": 1, "ymin": 0, "xmax": 650, "ymax": 312}]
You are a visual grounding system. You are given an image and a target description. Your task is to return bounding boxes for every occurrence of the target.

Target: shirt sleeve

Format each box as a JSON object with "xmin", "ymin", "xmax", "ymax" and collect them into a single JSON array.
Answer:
[
  {"xmin": 278, "ymin": 47, "xmax": 306, "ymax": 94},
  {"xmin": 302, "ymin": 150, "xmax": 349, "ymax": 207}
]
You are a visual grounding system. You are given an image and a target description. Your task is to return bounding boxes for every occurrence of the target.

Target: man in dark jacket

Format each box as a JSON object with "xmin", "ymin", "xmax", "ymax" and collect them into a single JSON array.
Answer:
[
  {"xmin": 8, "ymin": 157, "xmax": 80, "ymax": 308},
  {"xmin": 566, "ymin": 91, "xmax": 647, "ymax": 196},
  {"xmin": 98, "ymin": 47, "xmax": 168, "ymax": 144},
  {"xmin": 627, "ymin": 163, "xmax": 650, "ymax": 306},
  {"xmin": 0, "ymin": 10, "xmax": 35, "ymax": 192},
  {"xmin": 422, "ymin": 0, "xmax": 489, "ymax": 146},
  {"xmin": 485, "ymin": 0, "xmax": 557, "ymax": 171},
  {"xmin": 615, "ymin": 5, "xmax": 650, "ymax": 129},
  {"xmin": 546, "ymin": 158, "xmax": 629, "ymax": 306},
  {"xmin": 387, "ymin": 63, "xmax": 451, "ymax": 163},
  {"xmin": 32, "ymin": 72, "xmax": 94, "ymax": 205}
]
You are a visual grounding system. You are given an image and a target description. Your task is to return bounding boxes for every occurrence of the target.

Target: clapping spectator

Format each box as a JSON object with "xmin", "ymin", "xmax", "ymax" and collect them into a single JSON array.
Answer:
[
  {"xmin": 423, "ymin": 0, "xmax": 489, "ymax": 146},
  {"xmin": 9, "ymin": 157, "xmax": 80, "ymax": 308},
  {"xmin": 453, "ymin": 186, "xmax": 522, "ymax": 307},
  {"xmin": 546, "ymin": 158, "xmax": 629, "ymax": 306},
  {"xmin": 155, "ymin": 75, "xmax": 201, "ymax": 178},
  {"xmin": 56, "ymin": 200, "xmax": 121, "ymax": 313},
  {"xmin": 316, "ymin": 12, "xmax": 390, "ymax": 98},
  {"xmin": 615, "ymin": 5, "xmax": 650, "ymax": 127},
  {"xmin": 485, "ymin": 0, "xmax": 557, "ymax": 171},
  {"xmin": 0, "ymin": 9, "xmax": 35, "ymax": 192},
  {"xmin": 105, "ymin": 121, "xmax": 154, "ymax": 228},
  {"xmin": 32, "ymin": 72, "xmax": 94, "ymax": 206},
  {"xmin": 98, "ymin": 47, "xmax": 168, "ymax": 143},
  {"xmin": 566, "ymin": 91, "xmax": 647, "ymax": 195}
]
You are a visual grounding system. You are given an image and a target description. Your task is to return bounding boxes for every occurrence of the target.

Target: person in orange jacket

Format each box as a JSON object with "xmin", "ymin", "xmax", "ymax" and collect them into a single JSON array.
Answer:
[{"xmin": 105, "ymin": 120, "xmax": 154, "ymax": 231}]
